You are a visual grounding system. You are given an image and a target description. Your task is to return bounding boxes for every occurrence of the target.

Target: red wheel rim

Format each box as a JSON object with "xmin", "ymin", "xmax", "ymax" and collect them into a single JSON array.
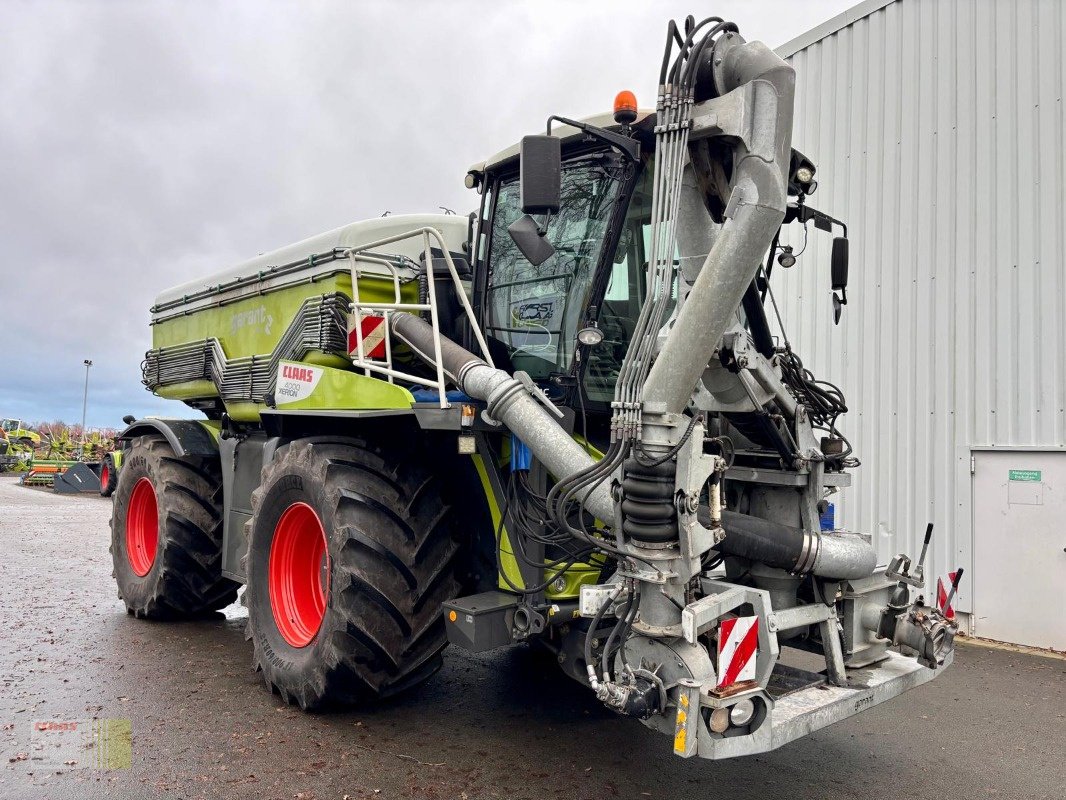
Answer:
[
  {"xmin": 126, "ymin": 477, "xmax": 158, "ymax": 576},
  {"xmin": 268, "ymin": 502, "xmax": 329, "ymax": 648},
  {"xmin": 101, "ymin": 464, "xmax": 110, "ymax": 488}
]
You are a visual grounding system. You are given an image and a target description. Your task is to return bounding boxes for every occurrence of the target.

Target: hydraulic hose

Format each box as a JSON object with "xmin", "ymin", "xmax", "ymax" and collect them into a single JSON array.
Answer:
[
  {"xmin": 392, "ymin": 311, "xmax": 873, "ymax": 580},
  {"xmin": 698, "ymin": 507, "xmax": 877, "ymax": 580}
]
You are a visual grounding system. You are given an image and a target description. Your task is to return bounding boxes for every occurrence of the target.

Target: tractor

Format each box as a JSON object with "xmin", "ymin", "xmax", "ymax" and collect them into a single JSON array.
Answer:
[
  {"xmin": 0, "ymin": 419, "xmax": 39, "ymax": 471},
  {"xmin": 0, "ymin": 418, "xmax": 40, "ymax": 449},
  {"xmin": 0, "ymin": 430, "xmax": 21, "ymax": 472},
  {"xmin": 110, "ymin": 14, "xmax": 959, "ymax": 759},
  {"xmin": 99, "ymin": 445, "xmax": 122, "ymax": 498}
]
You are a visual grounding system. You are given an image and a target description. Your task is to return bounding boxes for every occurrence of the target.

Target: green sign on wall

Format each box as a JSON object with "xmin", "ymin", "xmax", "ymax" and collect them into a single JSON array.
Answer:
[{"xmin": 1008, "ymin": 469, "xmax": 1042, "ymax": 482}]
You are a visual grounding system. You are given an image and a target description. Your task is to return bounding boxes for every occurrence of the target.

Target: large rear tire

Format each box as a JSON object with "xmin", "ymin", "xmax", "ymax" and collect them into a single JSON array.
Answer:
[
  {"xmin": 243, "ymin": 437, "xmax": 460, "ymax": 710},
  {"xmin": 110, "ymin": 435, "xmax": 238, "ymax": 618}
]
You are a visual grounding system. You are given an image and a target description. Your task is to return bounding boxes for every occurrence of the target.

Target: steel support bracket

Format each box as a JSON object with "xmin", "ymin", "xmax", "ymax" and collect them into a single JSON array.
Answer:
[
  {"xmin": 765, "ymin": 602, "xmax": 834, "ymax": 633},
  {"xmin": 687, "ymin": 79, "xmax": 779, "ymax": 162},
  {"xmin": 685, "ymin": 579, "xmax": 780, "ymax": 690},
  {"xmin": 675, "ymin": 417, "xmax": 725, "ymax": 564}
]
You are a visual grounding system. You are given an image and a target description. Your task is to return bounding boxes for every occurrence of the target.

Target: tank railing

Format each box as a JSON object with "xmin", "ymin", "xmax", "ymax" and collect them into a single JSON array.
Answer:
[{"xmin": 343, "ymin": 226, "xmax": 494, "ymax": 409}]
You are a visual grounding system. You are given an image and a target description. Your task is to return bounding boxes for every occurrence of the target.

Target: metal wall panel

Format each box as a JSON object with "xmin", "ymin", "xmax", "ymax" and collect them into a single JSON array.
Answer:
[{"xmin": 773, "ymin": 0, "xmax": 1066, "ymax": 611}]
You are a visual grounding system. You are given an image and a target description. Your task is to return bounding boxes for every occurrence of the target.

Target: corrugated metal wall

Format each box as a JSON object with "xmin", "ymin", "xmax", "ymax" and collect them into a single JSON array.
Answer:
[{"xmin": 773, "ymin": 0, "xmax": 1066, "ymax": 611}]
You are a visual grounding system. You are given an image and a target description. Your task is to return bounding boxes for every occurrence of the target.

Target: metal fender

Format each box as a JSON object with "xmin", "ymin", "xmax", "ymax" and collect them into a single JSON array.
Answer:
[{"xmin": 117, "ymin": 418, "xmax": 220, "ymax": 458}]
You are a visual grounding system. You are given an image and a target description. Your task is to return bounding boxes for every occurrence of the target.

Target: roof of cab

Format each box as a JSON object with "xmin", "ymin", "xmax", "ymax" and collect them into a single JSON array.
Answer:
[{"xmin": 468, "ymin": 108, "xmax": 655, "ymax": 176}]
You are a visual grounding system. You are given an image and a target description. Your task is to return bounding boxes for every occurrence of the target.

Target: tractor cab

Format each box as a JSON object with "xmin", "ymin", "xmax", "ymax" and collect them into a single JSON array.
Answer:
[{"xmin": 466, "ymin": 109, "xmax": 663, "ymax": 444}]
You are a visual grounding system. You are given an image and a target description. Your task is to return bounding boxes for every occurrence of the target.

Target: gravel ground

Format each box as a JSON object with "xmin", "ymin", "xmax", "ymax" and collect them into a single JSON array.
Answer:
[{"xmin": 0, "ymin": 475, "xmax": 1063, "ymax": 800}]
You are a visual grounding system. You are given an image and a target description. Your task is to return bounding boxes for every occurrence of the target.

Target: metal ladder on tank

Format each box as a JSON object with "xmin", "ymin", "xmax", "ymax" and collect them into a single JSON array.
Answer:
[{"xmin": 343, "ymin": 227, "xmax": 494, "ymax": 408}]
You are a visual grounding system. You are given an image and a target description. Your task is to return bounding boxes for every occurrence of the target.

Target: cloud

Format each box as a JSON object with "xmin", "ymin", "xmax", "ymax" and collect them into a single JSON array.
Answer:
[{"xmin": 0, "ymin": 0, "xmax": 854, "ymax": 428}]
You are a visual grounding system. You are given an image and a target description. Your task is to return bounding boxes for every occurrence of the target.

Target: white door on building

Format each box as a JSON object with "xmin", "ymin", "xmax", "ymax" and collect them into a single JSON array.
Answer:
[{"xmin": 972, "ymin": 450, "xmax": 1066, "ymax": 650}]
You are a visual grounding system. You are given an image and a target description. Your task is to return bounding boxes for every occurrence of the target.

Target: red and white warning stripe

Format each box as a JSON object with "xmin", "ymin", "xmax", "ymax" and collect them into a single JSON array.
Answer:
[
  {"xmin": 348, "ymin": 313, "xmax": 387, "ymax": 360},
  {"xmin": 936, "ymin": 571, "xmax": 958, "ymax": 619},
  {"xmin": 717, "ymin": 615, "xmax": 759, "ymax": 688}
]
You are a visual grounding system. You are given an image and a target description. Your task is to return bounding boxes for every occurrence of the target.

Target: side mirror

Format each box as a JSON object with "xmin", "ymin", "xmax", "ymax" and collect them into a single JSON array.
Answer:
[
  {"xmin": 831, "ymin": 237, "xmax": 848, "ymax": 295},
  {"xmin": 831, "ymin": 237, "xmax": 848, "ymax": 325},
  {"xmin": 519, "ymin": 135, "xmax": 561, "ymax": 214},
  {"xmin": 507, "ymin": 214, "xmax": 555, "ymax": 267}
]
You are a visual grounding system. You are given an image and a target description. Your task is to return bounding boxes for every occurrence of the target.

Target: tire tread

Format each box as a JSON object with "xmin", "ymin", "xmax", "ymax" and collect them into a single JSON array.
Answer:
[
  {"xmin": 110, "ymin": 435, "xmax": 237, "ymax": 619},
  {"xmin": 246, "ymin": 437, "xmax": 460, "ymax": 710}
]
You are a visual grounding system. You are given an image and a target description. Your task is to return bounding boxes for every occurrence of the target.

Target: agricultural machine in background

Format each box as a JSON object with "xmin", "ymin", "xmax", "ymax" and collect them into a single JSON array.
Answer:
[
  {"xmin": 98, "ymin": 431, "xmax": 124, "ymax": 497},
  {"xmin": 109, "ymin": 13, "xmax": 959, "ymax": 760},
  {"xmin": 1, "ymin": 418, "xmax": 40, "ymax": 449},
  {"xmin": 0, "ymin": 419, "xmax": 39, "ymax": 472},
  {"xmin": 4, "ymin": 419, "xmax": 120, "ymax": 491},
  {"xmin": 0, "ymin": 434, "xmax": 24, "ymax": 472}
]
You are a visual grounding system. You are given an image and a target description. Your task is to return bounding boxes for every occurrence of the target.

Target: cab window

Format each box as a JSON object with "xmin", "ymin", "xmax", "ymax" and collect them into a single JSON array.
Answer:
[{"xmin": 484, "ymin": 154, "xmax": 625, "ymax": 381}]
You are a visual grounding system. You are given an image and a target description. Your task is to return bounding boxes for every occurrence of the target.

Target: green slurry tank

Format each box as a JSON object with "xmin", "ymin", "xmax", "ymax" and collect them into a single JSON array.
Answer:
[{"xmin": 145, "ymin": 213, "xmax": 468, "ymax": 421}]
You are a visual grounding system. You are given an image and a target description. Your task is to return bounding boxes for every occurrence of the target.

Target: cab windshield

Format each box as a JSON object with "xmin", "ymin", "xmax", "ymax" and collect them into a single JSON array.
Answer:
[{"xmin": 485, "ymin": 154, "xmax": 626, "ymax": 380}]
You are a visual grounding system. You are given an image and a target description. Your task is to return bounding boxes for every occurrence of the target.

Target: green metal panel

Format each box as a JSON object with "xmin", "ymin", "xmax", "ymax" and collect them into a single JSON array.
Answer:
[
  {"xmin": 273, "ymin": 361, "xmax": 413, "ymax": 411},
  {"xmin": 470, "ymin": 453, "xmax": 525, "ymax": 591},
  {"xmin": 148, "ymin": 270, "xmax": 418, "ymax": 420},
  {"xmin": 196, "ymin": 420, "xmax": 221, "ymax": 443},
  {"xmin": 152, "ymin": 270, "xmax": 411, "ymax": 354},
  {"xmin": 155, "ymin": 380, "xmax": 218, "ymax": 401},
  {"xmin": 472, "ymin": 447, "xmax": 603, "ymax": 601}
]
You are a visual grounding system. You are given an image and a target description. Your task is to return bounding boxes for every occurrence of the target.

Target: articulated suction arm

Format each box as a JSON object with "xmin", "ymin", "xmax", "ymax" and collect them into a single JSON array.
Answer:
[{"xmin": 642, "ymin": 38, "xmax": 796, "ymax": 415}]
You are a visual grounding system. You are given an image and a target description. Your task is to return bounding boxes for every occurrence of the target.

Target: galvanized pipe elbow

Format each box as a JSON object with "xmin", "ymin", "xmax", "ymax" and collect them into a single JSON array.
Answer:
[
  {"xmin": 701, "ymin": 509, "xmax": 877, "ymax": 580},
  {"xmin": 809, "ymin": 531, "xmax": 879, "ymax": 581},
  {"xmin": 641, "ymin": 39, "xmax": 795, "ymax": 415}
]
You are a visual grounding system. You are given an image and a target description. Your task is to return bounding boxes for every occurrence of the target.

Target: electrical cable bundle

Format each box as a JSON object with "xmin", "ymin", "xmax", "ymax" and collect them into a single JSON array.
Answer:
[
  {"xmin": 762, "ymin": 266, "xmax": 860, "ymax": 468},
  {"xmin": 776, "ymin": 346, "xmax": 859, "ymax": 466},
  {"xmin": 496, "ymin": 466, "xmax": 596, "ymax": 596},
  {"xmin": 776, "ymin": 348, "xmax": 846, "ymax": 429}
]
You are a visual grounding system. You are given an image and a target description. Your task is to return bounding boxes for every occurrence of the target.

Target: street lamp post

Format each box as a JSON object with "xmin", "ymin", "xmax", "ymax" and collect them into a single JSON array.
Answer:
[{"xmin": 80, "ymin": 359, "xmax": 92, "ymax": 459}]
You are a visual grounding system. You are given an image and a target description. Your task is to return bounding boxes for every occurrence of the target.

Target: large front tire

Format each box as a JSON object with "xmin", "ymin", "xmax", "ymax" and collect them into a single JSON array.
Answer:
[
  {"xmin": 110, "ymin": 435, "xmax": 238, "ymax": 618},
  {"xmin": 244, "ymin": 438, "xmax": 460, "ymax": 711}
]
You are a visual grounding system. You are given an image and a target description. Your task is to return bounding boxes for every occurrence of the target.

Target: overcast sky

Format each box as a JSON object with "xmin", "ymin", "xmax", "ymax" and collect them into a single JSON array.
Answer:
[{"xmin": 0, "ymin": 0, "xmax": 855, "ymax": 429}]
